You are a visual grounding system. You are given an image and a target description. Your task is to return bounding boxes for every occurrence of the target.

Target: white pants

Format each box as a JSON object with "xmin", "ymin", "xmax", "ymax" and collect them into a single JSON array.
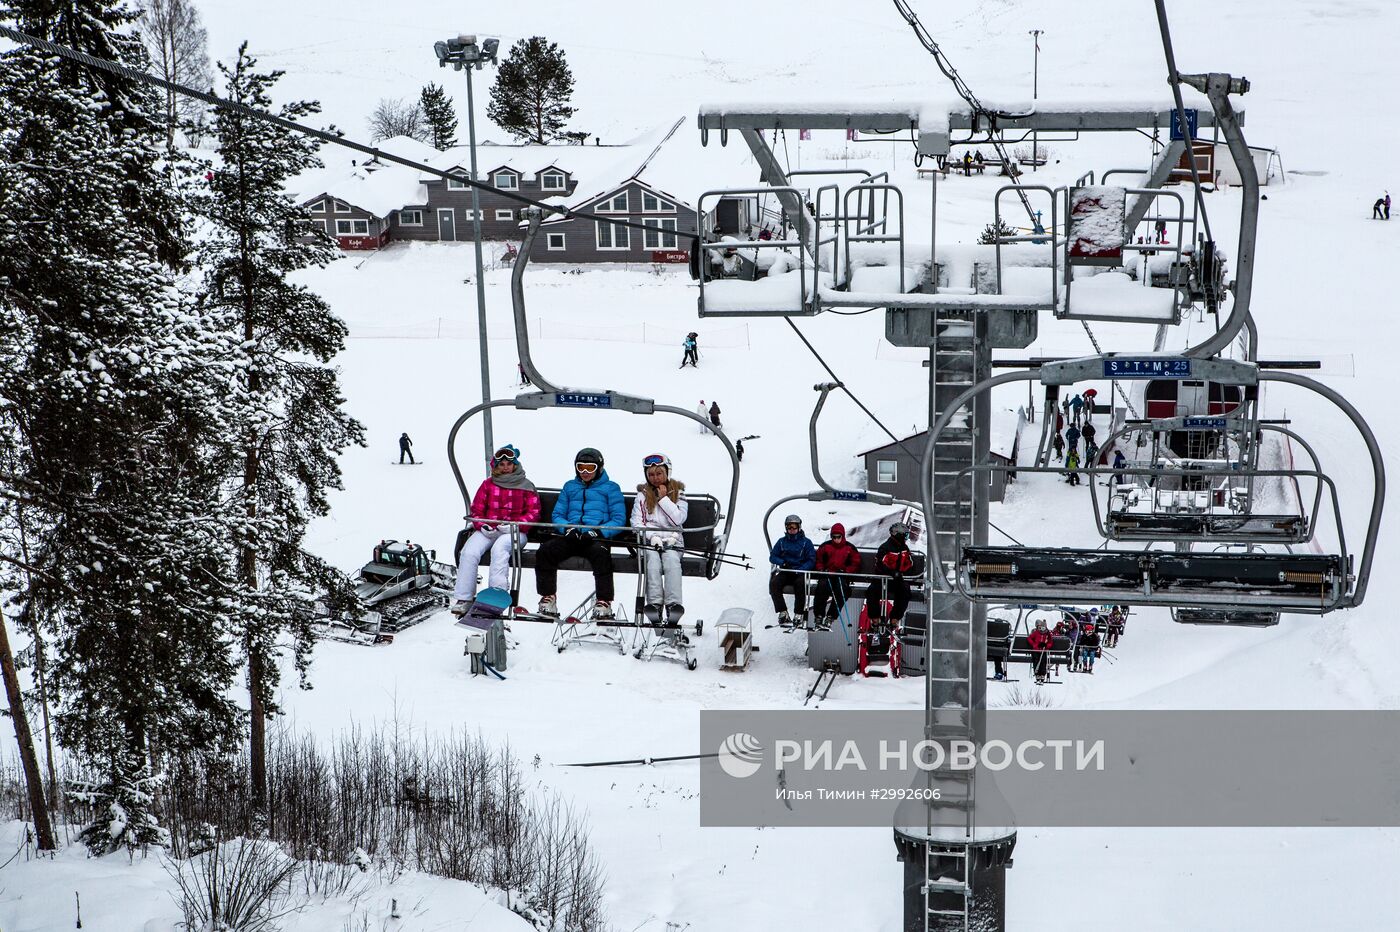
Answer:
[
  {"xmin": 642, "ymin": 547, "xmax": 683, "ymax": 606},
  {"xmin": 454, "ymin": 527, "xmax": 516, "ymax": 601}
]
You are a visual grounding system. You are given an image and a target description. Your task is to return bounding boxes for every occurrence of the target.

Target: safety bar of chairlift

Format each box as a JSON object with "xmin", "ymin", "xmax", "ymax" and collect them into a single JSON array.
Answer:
[
  {"xmin": 841, "ymin": 183, "xmax": 905, "ymax": 294},
  {"xmin": 1093, "ymin": 419, "xmax": 1328, "ymax": 544},
  {"xmin": 447, "ymin": 396, "xmax": 740, "ymax": 563},
  {"xmin": 919, "ymin": 368, "xmax": 1383, "ymax": 609},
  {"xmin": 993, "ymin": 184, "xmax": 1059, "ymax": 300}
]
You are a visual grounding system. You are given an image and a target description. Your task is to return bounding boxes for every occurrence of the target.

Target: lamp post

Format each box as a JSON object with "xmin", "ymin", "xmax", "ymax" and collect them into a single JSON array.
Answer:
[
  {"xmin": 1029, "ymin": 29, "xmax": 1044, "ymax": 173},
  {"xmin": 435, "ymin": 34, "xmax": 501, "ymax": 461}
]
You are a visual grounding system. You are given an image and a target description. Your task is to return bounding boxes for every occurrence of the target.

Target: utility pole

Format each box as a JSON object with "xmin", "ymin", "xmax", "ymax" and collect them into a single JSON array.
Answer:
[
  {"xmin": 1030, "ymin": 30, "xmax": 1044, "ymax": 172},
  {"xmin": 435, "ymin": 34, "xmax": 501, "ymax": 461}
]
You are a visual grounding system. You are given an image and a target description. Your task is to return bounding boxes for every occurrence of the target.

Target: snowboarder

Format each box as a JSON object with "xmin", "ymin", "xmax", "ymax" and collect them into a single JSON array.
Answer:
[
  {"xmin": 769, "ymin": 514, "xmax": 816, "ymax": 626},
  {"xmin": 398, "ymin": 432, "xmax": 415, "ymax": 464},
  {"xmin": 1065, "ymin": 423, "xmax": 1080, "ymax": 454},
  {"xmin": 1374, "ymin": 196, "xmax": 1387, "ymax": 220},
  {"xmin": 865, "ymin": 523, "xmax": 914, "ymax": 625},
  {"xmin": 452, "ymin": 445, "xmax": 541, "ymax": 615},
  {"xmin": 535, "ymin": 448, "xmax": 626, "ymax": 620},
  {"xmin": 1028, "ymin": 617, "xmax": 1053, "ymax": 684},
  {"xmin": 1081, "ymin": 387, "xmax": 1098, "ymax": 423},
  {"xmin": 1078, "ymin": 619, "xmax": 1102, "ymax": 674},
  {"xmin": 696, "ymin": 400, "xmax": 709, "ymax": 433},
  {"xmin": 811, "ymin": 523, "xmax": 862, "ymax": 624},
  {"xmin": 1065, "ymin": 449, "xmax": 1082, "ymax": 486},
  {"xmin": 708, "ymin": 400, "xmax": 722, "ymax": 432},
  {"xmin": 631, "ymin": 453, "xmax": 688, "ymax": 623},
  {"xmin": 681, "ymin": 332, "xmax": 699, "ymax": 368}
]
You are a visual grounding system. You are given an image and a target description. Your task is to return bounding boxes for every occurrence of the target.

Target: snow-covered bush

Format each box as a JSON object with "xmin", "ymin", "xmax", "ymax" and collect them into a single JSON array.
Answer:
[{"xmin": 166, "ymin": 837, "xmax": 299, "ymax": 932}]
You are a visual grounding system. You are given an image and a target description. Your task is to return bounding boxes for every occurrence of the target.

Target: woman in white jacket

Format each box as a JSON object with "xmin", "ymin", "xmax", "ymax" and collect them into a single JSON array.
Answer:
[{"xmin": 631, "ymin": 453, "xmax": 688, "ymax": 622}]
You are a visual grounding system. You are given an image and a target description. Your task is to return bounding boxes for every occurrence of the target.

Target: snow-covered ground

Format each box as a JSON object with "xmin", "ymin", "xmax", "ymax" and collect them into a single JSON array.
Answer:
[{"xmin": 6, "ymin": 0, "xmax": 1400, "ymax": 929}]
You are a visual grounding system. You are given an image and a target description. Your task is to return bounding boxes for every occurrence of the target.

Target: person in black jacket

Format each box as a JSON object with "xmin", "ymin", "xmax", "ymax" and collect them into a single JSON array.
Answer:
[
  {"xmin": 1078, "ymin": 620, "xmax": 1102, "ymax": 674},
  {"xmin": 865, "ymin": 523, "xmax": 915, "ymax": 623},
  {"xmin": 398, "ymin": 432, "xmax": 415, "ymax": 464}
]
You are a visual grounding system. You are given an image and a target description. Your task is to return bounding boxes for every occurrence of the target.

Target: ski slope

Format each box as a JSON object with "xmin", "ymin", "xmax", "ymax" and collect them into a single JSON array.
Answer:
[{"xmin": 6, "ymin": 0, "xmax": 1400, "ymax": 929}]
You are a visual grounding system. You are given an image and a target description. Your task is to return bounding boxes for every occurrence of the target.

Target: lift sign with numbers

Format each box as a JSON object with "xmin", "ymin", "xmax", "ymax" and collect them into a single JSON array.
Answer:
[{"xmin": 1103, "ymin": 358, "xmax": 1192, "ymax": 378}]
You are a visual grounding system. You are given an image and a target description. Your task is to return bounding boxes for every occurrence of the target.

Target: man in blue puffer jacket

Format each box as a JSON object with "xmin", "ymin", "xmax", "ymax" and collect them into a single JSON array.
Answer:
[
  {"xmin": 536, "ymin": 447, "xmax": 627, "ymax": 620},
  {"xmin": 769, "ymin": 514, "xmax": 816, "ymax": 626}
]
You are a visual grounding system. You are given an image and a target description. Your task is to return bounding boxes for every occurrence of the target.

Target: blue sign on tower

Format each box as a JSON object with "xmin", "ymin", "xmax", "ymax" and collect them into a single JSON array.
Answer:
[{"xmin": 1170, "ymin": 109, "xmax": 1199, "ymax": 141}]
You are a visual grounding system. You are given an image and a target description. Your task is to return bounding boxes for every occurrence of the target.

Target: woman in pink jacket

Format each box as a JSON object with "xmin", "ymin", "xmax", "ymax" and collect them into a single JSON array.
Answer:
[{"xmin": 452, "ymin": 445, "xmax": 541, "ymax": 614}]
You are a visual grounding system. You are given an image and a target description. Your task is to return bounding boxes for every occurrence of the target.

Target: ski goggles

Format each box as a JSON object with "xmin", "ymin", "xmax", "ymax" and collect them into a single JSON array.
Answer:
[
  {"xmin": 493, "ymin": 447, "xmax": 518, "ymax": 462},
  {"xmin": 642, "ymin": 454, "xmax": 668, "ymax": 467},
  {"xmin": 575, "ymin": 462, "xmax": 599, "ymax": 475}
]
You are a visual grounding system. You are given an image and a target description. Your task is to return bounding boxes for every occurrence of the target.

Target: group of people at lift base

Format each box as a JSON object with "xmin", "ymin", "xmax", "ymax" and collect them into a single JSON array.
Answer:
[
  {"xmin": 1050, "ymin": 387, "xmax": 1128, "ymax": 487},
  {"xmin": 451, "ymin": 445, "xmax": 691, "ymax": 625},
  {"xmin": 1013, "ymin": 606, "xmax": 1128, "ymax": 685}
]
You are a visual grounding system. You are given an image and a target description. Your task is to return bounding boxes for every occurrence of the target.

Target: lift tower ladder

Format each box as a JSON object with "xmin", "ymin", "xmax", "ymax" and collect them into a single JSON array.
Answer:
[{"xmin": 891, "ymin": 0, "xmax": 1036, "ymax": 224}]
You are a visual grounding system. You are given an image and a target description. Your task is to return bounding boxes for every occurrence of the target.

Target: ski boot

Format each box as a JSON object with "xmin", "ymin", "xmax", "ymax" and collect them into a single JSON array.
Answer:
[
  {"xmin": 592, "ymin": 600, "xmax": 615, "ymax": 621},
  {"xmin": 450, "ymin": 599, "xmax": 472, "ymax": 618},
  {"xmin": 776, "ymin": 610, "xmax": 792, "ymax": 629},
  {"xmin": 538, "ymin": 595, "xmax": 560, "ymax": 618}
]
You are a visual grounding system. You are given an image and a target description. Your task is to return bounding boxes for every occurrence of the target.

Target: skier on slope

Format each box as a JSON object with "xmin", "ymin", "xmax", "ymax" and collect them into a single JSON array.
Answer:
[
  {"xmin": 1069, "ymin": 393, "xmax": 1085, "ymax": 426},
  {"xmin": 452, "ymin": 445, "xmax": 540, "ymax": 616},
  {"xmin": 696, "ymin": 399, "xmax": 709, "ymax": 433},
  {"xmin": 398, "ymin": 432, "xmax": 415, "ymax": 464},
  {"xmin": 769, "ymin": 514, "xmax": 816, "ymax": 626},
  {"xmin": 866, "ymin": 523, "xmax": 915, "ymax": 625},
  {"xmin": 811, "ymin": 523, "xmax": 862, "ymax": 625},
  {"xmin": 631, "ymin": 453, "xmax": 688, "ymax": 623},
  {"xmin": 1081, "ymin": 387, "xmax": 1099, "ymax": 423},
  {"xmin": 1064, "ymin": 449, "xmax": 1082, "ymax": 486},
  {"xmin": 681, "ymin": 332, "xmax": 699, "ymax": 368},
  {"xmin": 708, "ymin": 400, "xmax": 722, "ymax": 432},
  {"xmin": 535, "ymin": 448, "xmax": 626, "ymax": 620}
]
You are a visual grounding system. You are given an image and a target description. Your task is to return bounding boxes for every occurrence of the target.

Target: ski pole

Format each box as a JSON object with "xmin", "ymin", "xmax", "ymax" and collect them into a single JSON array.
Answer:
[{"xmin": 562, "ymin": 752, "xmax": 719, "ymax": 768}]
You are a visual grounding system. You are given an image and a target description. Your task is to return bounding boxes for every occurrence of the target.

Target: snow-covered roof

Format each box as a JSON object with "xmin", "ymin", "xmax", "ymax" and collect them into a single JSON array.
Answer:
[
  {"xmin": 290, "ymin": 134, "xmax": 432, "ymax": 218},
  {"xmin": 415, "ymin": 139, "xmax": 650, "ymax": 184},
  {"xmin": 988, "ymin": 404, "xmax": 1027, "ymax": 461}
]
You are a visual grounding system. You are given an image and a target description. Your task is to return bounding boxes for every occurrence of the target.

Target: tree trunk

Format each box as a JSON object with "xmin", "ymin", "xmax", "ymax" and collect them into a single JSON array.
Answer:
[{"xmin": 0, "ymin": 609, "xmax": 57, "ymax": 850}]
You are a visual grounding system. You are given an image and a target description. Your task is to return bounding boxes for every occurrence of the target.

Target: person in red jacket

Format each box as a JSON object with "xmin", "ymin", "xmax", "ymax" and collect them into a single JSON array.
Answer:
[
  {"xmin": 452, "ymin": 445, "xmax": 541, "ymax": 615},
  {"xmin": 865, "ymin": 523, "xmax": 915, "ymax": 623},
  {"xmin": 1028, "ymin": 617, "xmax": 1054, "ymax": 684},
  {"xmin": 811, "ymin": 523, "xmax": 862, "ymax": 623}
]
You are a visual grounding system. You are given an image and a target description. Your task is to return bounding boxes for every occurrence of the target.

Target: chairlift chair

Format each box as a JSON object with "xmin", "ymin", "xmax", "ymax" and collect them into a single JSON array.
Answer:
[{"xmin": 447, "ymin": 210, "xmax": 741, "ymax": 655}]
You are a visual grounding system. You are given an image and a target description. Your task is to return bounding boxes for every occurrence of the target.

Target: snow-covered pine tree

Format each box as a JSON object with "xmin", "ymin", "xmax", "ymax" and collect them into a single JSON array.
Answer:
[
  {"xmin": 419, "ymin": 81, "xmax": 458, "ymax": 150},
  {"xmin": 195, "ymin": 44, "xmax": 366, "ymax": 815},
  {"xmin": 487, "ymin": 36, "xmax": 577, "ymax": 145},
  {"xmin": 0, "ymin": 0, "xmax": 243, "ymax": 853}
]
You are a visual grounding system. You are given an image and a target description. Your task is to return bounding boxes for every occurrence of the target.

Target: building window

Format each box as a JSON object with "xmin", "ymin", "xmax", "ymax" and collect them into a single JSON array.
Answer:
[
  {"xmin": 547, "ymin": 233, "xmax": 566, "ymax": 251},
  {"xmin": 336, "ymin": 219, "xmax": 369, "ymax": 236},
  {"xmin": 399, "ymin": 209, "xmax": 423, "ymax": 226},
  {"xmin": 597, "ymin": 191, "xmax": 628, "ymax": 212},
  {"xmin": 596, "ymin": 220, "xmax": 629, "ymax": 250},
  {"xmin": 462, "ymin": 209, "xmax": 479, "ymax": 221},
  {"xmin": 447, "ymin": 174, "xmax": 468, "ymax": 190},
  {"xmin": 493, "ymin": 171, "xmax": 519, "ymax": 190},
  {"xmin": 541, "ymin": 172, "xmax": 566, "ymax": 191},
  {"xmin": 494, "ymin": 208, "xmax": 514, "ymax": 221},
  {"xmin": 642, "ymin": 218, "xmax": 678, "ymax": 250},
  {"xmin": 334, "ymin": 200, "xmax": 351, "ymax": 213},
  {"xmin": 876, "ymin": 460, "xmax": 898, "ymax": 484},
  {"xmin": 308, "ymin": 199, "xmax": 326, "ymax": 213},
  {"xmin": 641, "ymin": 191, "xmax": 675, "ymax": 212}
]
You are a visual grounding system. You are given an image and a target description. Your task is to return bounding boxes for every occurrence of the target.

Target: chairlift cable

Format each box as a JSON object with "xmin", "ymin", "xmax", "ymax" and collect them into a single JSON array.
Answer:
[
  {"xmin": 1152, "ymin": 0, "xmax": 1214, "ymax": 244},
  {"xmin": 889, "ymin": 0, "xmax": 1037, "ymax": 223},
  {"xmin": 0, "ymin": 25, "xmax": 697, "ymax": 244}
]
